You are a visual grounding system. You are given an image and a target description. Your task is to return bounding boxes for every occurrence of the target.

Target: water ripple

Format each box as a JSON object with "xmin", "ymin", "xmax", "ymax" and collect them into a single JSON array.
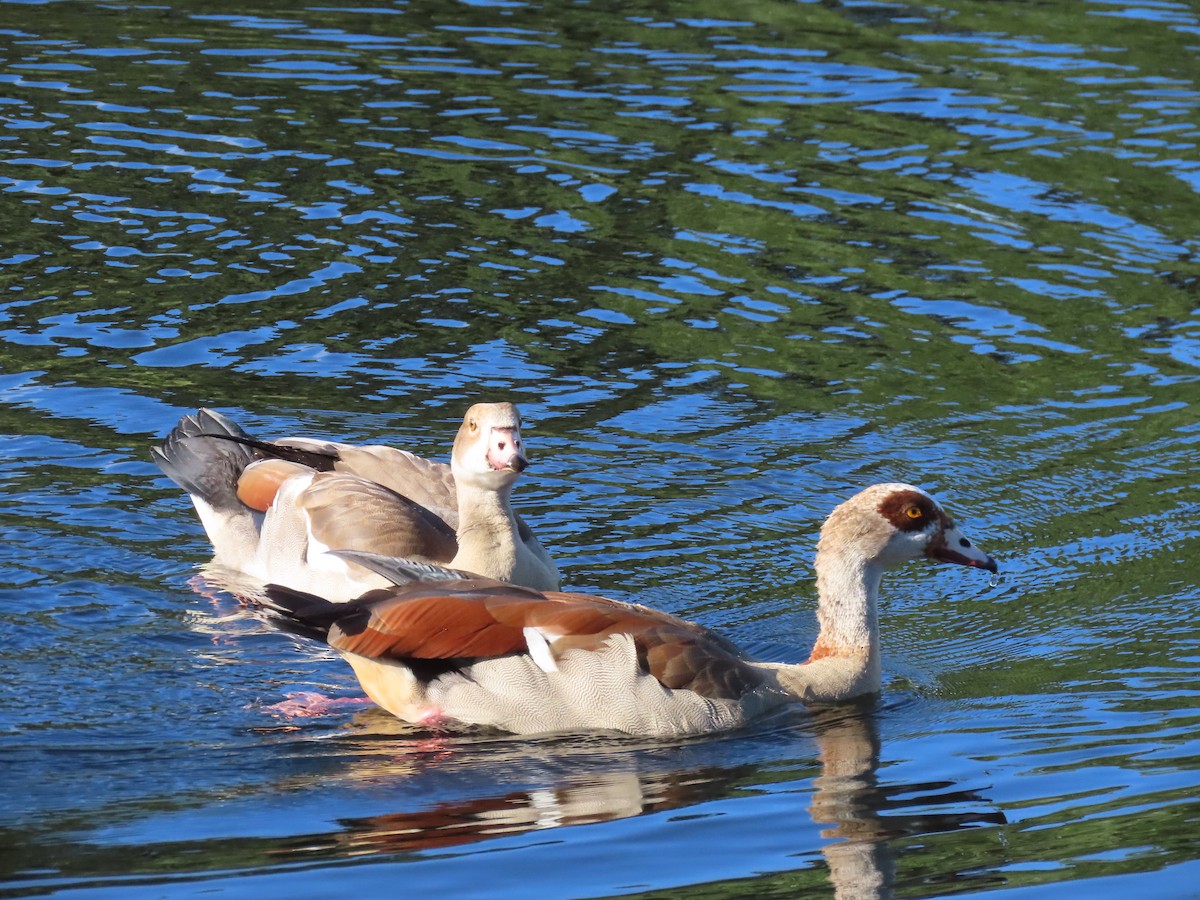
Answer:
[{"xmin": 2, "ymin": 0, "xmax": 1199, "ymax": 896}]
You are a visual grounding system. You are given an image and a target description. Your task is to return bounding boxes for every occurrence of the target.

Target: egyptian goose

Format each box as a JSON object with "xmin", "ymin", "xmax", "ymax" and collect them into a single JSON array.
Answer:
[
  {"xmin": 152, "ymin": 403, "xmax": 559, "ymax": 600},
  {"xmin": 249, "ymin": 483, "xmax": 997, "ymax": 737}
]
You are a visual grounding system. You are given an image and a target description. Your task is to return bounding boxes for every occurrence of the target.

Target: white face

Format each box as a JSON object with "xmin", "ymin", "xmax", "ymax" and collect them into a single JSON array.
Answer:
[
  {"xmin": 452, "ymin": 403, "xmax": 528, "ymax": 490},
  {"xmin": 878, "ymin": 522, "xmax": 940, "ymax": 567}
]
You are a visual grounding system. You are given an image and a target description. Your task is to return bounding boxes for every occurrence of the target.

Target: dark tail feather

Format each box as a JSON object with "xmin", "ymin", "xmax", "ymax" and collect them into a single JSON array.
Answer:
[
  {"xmin": 257, "ymin": 584, "xmax": 369, "ymax": 645},
  {"xmin": 151, "ymin": 409, "xmax": 340, "ymax": 511},
  {"xmin": 151, "ymin": 409, "xmax": 259, "ymax": 511},
  {"xmin": 196, "ymin": 432, "xmax": 340, "ymax": 471}
]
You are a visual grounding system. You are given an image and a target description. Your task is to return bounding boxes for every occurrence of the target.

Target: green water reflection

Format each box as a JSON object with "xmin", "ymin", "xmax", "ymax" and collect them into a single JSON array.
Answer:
[{"xmin": 1, "ymin": 0, "xmax": 1197, "ymax": 896}]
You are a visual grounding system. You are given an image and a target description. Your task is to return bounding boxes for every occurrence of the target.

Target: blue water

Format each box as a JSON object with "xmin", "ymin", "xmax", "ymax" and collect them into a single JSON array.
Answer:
[{"xmin": 1, "ymin": 0, "xmax": 1198, "ymax": 896}]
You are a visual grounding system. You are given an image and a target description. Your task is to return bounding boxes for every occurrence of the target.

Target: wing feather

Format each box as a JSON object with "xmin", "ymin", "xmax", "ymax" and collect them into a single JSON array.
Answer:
[
  {"xmin": 330, "ymin": 591, "xmax": 531, "ymax": 659},
  {"xmin": 300, "ymin": 473, "xmax": 458, "ymax": 562},
  {"xmin": 330, "ymin": 445, "xmax": 458, "ymax": 527},
  {"xmin": 324, "ymin": 585, "xmax": 768, "ymax": 701}
]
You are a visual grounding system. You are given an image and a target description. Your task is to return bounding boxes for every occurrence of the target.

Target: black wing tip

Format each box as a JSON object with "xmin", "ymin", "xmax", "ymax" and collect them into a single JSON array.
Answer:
[{"xmin": 256, "ymin": 584, "xmax": 351, "ymax": 644}]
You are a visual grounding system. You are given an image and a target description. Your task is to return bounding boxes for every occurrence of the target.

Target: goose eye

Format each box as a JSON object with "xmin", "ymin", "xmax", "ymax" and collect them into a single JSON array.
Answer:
[
  {"xmin": 905, "ymin": 505, "xmax": 923, "ymax": 520},
  {"xmin": 468, "ymin": 420, "xmax": 478, "ymax": 433}
]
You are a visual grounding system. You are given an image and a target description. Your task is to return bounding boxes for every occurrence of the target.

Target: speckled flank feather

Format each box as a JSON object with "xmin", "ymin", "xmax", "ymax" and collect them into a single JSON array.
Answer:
[{"xmin": 424, "ymin": 635, "xmax": 781, "ymax": 737}]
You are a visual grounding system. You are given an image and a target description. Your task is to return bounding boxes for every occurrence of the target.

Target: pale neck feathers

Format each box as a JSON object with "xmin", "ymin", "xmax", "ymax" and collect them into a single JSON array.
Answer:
[
  {"xmin": 450, "ymin": 479, "xmax": 524, "ymax": 581},
  {"xmin": 754, "ymin": 509, "xmax": 891, "ymax": 703}
]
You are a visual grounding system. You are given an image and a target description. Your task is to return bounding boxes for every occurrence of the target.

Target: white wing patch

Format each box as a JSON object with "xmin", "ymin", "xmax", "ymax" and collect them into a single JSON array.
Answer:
[
  {"xmin": 307, "ymin": 530, "xmax": 349, "ymax": 574},
  {"xmin": 523, "ymin": 626, "xmax": 559, "ymax": 673}
]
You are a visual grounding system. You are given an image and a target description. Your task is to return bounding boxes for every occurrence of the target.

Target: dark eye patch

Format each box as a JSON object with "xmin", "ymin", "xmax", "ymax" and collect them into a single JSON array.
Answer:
[{"xmin": 877, "ymin": 489, "xmax": 940, "ymax": 532}]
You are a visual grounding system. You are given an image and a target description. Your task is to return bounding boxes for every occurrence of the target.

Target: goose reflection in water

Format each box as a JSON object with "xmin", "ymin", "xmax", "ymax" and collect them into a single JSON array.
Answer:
[{"xmin": 251, "ymin": 703, "xmax": 1004, "ymax": 898}]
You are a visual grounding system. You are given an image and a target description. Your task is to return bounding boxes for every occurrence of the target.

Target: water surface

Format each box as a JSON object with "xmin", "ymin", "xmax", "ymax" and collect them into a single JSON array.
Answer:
[{"xmin": 2, "ymin": 0, "xmax": 1198, "ymax": 896}]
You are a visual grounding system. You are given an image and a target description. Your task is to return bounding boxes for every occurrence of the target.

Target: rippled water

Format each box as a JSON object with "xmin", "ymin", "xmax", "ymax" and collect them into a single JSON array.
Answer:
[{"xmin": 2, "ymin": 0, "xmax": 1198, "ymax": 896}]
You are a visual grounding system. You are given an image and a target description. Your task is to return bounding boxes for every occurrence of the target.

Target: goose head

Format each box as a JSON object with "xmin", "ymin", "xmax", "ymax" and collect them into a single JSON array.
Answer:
[
  {"xmin": 819, "ymin": 482, "xmax": 997, "ymax": 573},
  {"xmin": 451, "ymin": 402, "xmax": 528, "ymax": 491}
]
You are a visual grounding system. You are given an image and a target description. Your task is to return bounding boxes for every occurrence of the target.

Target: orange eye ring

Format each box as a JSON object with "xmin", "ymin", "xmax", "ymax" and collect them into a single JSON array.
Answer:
[{"xmin": 905, "ymin": 506, "xmax": 923, "ymax": 519}]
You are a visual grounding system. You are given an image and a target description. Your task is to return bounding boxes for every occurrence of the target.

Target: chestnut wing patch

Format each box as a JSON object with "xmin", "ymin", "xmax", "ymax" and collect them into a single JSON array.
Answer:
[
  {"xmin": 532, "ymin": 596, "xmax": 767, "ymax": 700},
  {"xmin": 329, "ymin": 586, "xmax": 543, "ymax": 660},
  {"xmin": 237, "ymin": 459, "xmax": 313, "ymax": 511},
  {"xmin": 329, "ymin": 587, "xmax": 768, "ymax": 703}
]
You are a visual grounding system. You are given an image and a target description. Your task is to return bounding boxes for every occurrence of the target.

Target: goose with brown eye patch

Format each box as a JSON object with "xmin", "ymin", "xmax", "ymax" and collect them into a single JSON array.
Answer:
[
  {"xmin": 151, "ymin": 401, "xmax": 560, "ymax": 602},
  {"xmin": 250, "ymin": 482, "xmax": 997, "ymax": 738}
]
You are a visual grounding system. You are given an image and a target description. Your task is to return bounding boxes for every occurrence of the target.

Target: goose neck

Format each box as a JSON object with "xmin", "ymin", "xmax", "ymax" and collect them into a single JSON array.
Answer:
[
  {"xmin": 811, "ymin": 548, "xmax": 883, "ymax": 661},
  {"xmin": 451, "ymin": 478, "xmax": 521, "ymax": 578}
]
